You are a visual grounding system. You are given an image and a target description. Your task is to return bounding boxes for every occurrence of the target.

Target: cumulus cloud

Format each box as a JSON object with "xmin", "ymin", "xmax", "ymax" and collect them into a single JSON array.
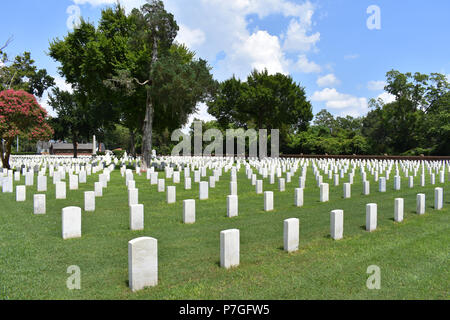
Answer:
[
  {"xmin": 311, "ymin": 88, "xmax": 368, "ymax": 116},
  {"xmin": 283, "ymin": 18, "xmax": 320, "ymax": 52},
  {"xmin": 376, "ymin": 92, "xmax": 396, "ymax": 104},
  {"xmin": 316, "ymin": 73, "xmax": 340, "ymax": 87},
  {"xmin": 294, "ymin": 54, "xmax": 321, "ymax": 73},
  {"xmin": 176, "ymin": 24, "xmax": 206, "ymax": 48},
  {"xmin": 367, "ymin": 80, "xmax": 386, "ymax": 91}
]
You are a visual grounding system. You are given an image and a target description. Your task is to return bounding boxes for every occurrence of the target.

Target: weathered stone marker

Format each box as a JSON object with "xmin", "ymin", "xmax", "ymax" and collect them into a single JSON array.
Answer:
[
  {"xmin": 37, "ymin": 175, "xmax": 47, "ymax": 192},
  {"xmin": 343, "ymin": 183, "xmax": 351, "ymax": 199},
  {"xmin": 366, "ymin": 203, "xmax": 377, "ymax": 232},
  {"xmin": 330, "ymin": 209, "xmax": 344, "ymax": 240},
  {"xmin": 128, "ymin": 188, "xmax": 138, "ymax": 206},
  {"xmin": 183, "ymin": 199, "xmax": 195, "ymax": 224},
  {"xmin": 284, "ymin": 218, "xmax": 299, "ymax": 253},
  {"xmin": 33, "ymin": 194, "xmax": 46, "ymax": 215},
  {"xmin": 320, "ymin": 183, "xmax": 329, "ymax": 202},
  {"xmin": 220, "ymin": 229, "xmax": 240, "ymax": 269},
  {"xmin": 363, "ymin": 180, "xmax": 370, "ymax": 195},
  {"xmin": 199, "ymin": 181, "xmax": 209, "ymax": 200},
  {"xmin": 16, "ymin": 185, "xmax": 26, "ymax": 202},
  {"xmin": 94, "ymin": 182, "xmax": 103, "ymax": 197},
  {"xmin": 167, "ymin": 186, "xmax": 176, "ymax": 204},
  {"xmin": 394, "ymin": 198, "xmax": 404, "ymax": 222},
  {"xmin": 294, "ymin": 188, "xmax": 303, "ymax": 207},
  {"xmin": 264, "ymin": 191, "xmax": 274, "ymax": 211},
  {"xmin": 84, "ymin": 191, "xmax": 95, "ymax": 212},
  {"xmin": 62, "ymin": 206, "xmax": 81, "ymax": 239},
  {"xmin": 379, "ymin": 177, "xmax": 386, "ymax": 192},
  {"xmin": 56, "ymin": 182, "xmax": 66, "ymax": 199},
  {"xmin": 255, "ymin": 180, "xmax": 263, "ymax": 194},
  {"xmin": 434, "ymin": 187, "xmax": 443, "ymax": 210},
  {"xmin": 416, "ymin": 193, "xmax": 425, "ymax": 215},
  {"xmin": 130, "ymin": 204, "xmax": 144, "ymax": 231},
  {"xmin": 227, "ymin": 195, "xmax": 238, "ymax": 218},
  {"xmin": 128, "ymin": 237, "xmax": 158, "ymax": 291}
]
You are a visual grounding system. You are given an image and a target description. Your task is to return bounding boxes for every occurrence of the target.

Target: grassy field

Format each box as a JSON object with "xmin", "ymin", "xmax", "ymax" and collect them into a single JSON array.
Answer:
[{"xmin": 0, "ymin": 165, "xmax": 449, "ymax": 300}]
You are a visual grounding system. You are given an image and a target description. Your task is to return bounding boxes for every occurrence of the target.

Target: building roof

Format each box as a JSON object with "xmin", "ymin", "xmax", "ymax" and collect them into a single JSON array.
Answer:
[{"xmin": 52, "ymin": 143, "xmax": 93, "ymax": 150}]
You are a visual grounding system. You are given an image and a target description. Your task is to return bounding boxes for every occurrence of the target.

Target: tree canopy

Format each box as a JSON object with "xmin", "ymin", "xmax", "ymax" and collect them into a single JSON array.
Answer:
[{"xmin": 0, "ymin": 89, "xmax": 53, "ymax": 168}]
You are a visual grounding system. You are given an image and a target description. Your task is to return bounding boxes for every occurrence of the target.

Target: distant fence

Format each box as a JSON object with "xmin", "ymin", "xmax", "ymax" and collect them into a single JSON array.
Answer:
[{"xmin": 279, "ymin": 154, "xmax": 450, "ymax": 161}]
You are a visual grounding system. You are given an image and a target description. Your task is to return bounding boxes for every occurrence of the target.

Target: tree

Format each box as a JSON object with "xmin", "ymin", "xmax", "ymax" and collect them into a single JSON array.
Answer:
[
  {"xmin": 49, "ymin": 2, "xmax": 215, "ymax": 165},
  {"xmin": 0, "ymin": 90, "xmax": 53, "ymax": 168},
  {"xmin": 208, "ymin": 69, "xmax": 313, "ymax": 152},
  {"xmin": 362, "ymin": 70, "xmax": 449, "ymax": 155},
  {"xmin": 0, "ymin": 51, "xmax": 54, "ymax": 98},
  {"xmin": 48, "ymin": 88, "xmax": 93, "ymax": 158}
]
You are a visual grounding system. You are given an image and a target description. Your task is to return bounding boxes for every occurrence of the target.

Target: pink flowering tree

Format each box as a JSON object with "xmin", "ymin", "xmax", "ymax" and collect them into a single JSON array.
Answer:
[{"xmin": 0, "ymin": 89, "xmax": 53, "ymax": 169}]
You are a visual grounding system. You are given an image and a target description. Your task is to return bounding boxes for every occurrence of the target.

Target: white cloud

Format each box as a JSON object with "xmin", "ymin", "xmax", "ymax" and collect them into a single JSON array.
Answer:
[
  {"xmin": 176, "ymin": 24, "xmax": 206, "ymax": 48},
  {"xmin": 376, "ymin": 92, "xmax": 396, "ymax": 104},
  {"xmin": 367, "ymin": 80, "xmax": 386, "ymax": 91},
  {"xmin": 311, "ymin": 88, "xmax": 368, "ymax": 116},
  {"xmin": 294, "ymin": 54, "xmax": 321, "ymax": 73},
  {"xmin": 225, "ymin": 30, "xmax": 288, "ymax": 76},
  {"xmin": 316, "ymin": 73, "xmax": 340, "ymax": 87},
  {"xmin": 283, "ymin": 18, "xmax": 320, "ymax": 52}
]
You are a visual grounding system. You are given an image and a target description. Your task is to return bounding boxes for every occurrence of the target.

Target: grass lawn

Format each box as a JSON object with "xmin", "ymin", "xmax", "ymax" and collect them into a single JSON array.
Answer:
[{"xmin": 0, "ymin": 165, "xmax": 449, "ymax": 299}]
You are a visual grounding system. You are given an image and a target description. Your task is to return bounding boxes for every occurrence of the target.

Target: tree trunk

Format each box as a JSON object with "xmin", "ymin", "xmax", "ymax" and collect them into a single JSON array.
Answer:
[
  {"xmin": 73, "ymin": 137, "xmax": 78, "ymax": 159},
  {"xmin": 141, "ymin": 36, "xmax": 158, "ymax": 169},
  {"xmin": 142, "ymin": 92, "xmax": 154, "ymax": 167},
  {"xmin": 129, "ymin": 129, "xmax": 136, "ymax": 157},
  {"xmin": 1, "ymin": 138, "xmax": 12, "ymax": 169}
]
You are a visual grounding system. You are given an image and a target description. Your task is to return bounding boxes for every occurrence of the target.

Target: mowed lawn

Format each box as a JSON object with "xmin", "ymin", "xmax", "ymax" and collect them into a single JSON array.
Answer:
[{"xmin": 0, "ymin": 166, "xmax": 448, "ymax": 300}]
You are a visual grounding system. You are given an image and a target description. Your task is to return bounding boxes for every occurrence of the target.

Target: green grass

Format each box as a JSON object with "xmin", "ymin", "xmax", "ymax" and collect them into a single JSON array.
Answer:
[{"xmin": 0, "ymin": 166, "xmax": 449, "ymax": 300}]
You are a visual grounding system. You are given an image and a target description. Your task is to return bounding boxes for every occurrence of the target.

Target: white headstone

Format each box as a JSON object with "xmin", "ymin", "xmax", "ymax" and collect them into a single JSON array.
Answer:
[
  {"xmin": 199, "ymin": 181, "xmax": 209, "ymax": 200},
  {"xmin": 394, "ymin": 198, "xmax": 404, "ymax": 222},
  {"xmin": 264, "ymin": 191, "xmax": 274, "ymax": 211},
  {"xmin": 128, "ymin": 188, "xmax": 138, "ymax": 206},
  {"xmin": 56, "ymin": 182, "xmax": 66, "ymax": 199},
  {"xmin": 227, "ymin": 195, "xmax": 238, "ymax": 218},
  {"xmin": 166, "ymin": 186, "xmax": 176, "ymax": 204},
  {"xmin": 130, "ymin": 204, "xmax": 144, "ymax": 231},
  {"xmin": 434, "ymin": 187, "xmax": 443, "ymax": 210},
  {"xmin": 366, "ymin": 203, "xmax": 377, "ymax": 232},
  {"xmin": 183, "ymin": 199, "xmax": 195, "ymax": 224},
  {"xmin": 62, "ymin": 206, "xmax": 81, "ymax": 239},
  {"xmin": 220, "ymin": 229, "xmax": 240, "ymax": 269},
  {"xmin": 284, "ymin": 218, "xmax": 299, "ymax": 253},
  {"xmin": 294, "ymin": 188, "xmax": 303, "ymax": 207},
  {"xmin": 417, "ymin": 193, "xmax": 425, "ymax": 215},
  {"xmin": 330, "ymin": 209, "xmax": 344, "ymax": 240},
  {"xmin": 33, "ymin": 194, "xmax": 46, "ymax": 215},
  {"xmin": 84, "ymin": 191, "xmax": 95, "ymax": 212},
  {"xmin": 16, "ymin": 185, "xmax": 26, "ymax": 202},
  {"xmin": 128, "ymin": 237, "xmax": 158, "ymax": 291},
  {"xmin": 320, "ymin": 183, "xmax": 329, "ymax": 202}
]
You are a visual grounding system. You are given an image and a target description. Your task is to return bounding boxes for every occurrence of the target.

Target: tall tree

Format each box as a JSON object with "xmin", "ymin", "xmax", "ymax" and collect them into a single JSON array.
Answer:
[
  {"xmin": 50, "ymin": 2, "xmax": 215, "ymax": 164},
  {"xmin": 0, "ymin": 51, "xmax": 54, "ymax": 98},
  {"xmin": 48, "ymin": 88, "xmax": 93, "ymax": 158},
  {"xmin": 0, "ymin": 90, "xmax": 53, "ymax": 168},
  {"xmin": 208, "ymin": 69, "xmax": 313, "ymax": 145}
]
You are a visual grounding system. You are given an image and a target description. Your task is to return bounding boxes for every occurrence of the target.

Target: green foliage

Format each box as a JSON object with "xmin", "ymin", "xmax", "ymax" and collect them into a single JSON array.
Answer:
[
  {"xmin": 208, "ymin": 69, "xmax": 313, "ymax": 133},
  {"xmin": 0, "ymin": 52, "xmax": 54, "ymax": 98}
]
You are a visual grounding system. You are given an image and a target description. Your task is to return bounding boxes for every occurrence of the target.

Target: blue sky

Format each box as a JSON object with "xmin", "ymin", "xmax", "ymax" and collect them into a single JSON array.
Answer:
[{"xmin": 1, "ymin": 0, "xmax": 449, "ymax": 122}]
